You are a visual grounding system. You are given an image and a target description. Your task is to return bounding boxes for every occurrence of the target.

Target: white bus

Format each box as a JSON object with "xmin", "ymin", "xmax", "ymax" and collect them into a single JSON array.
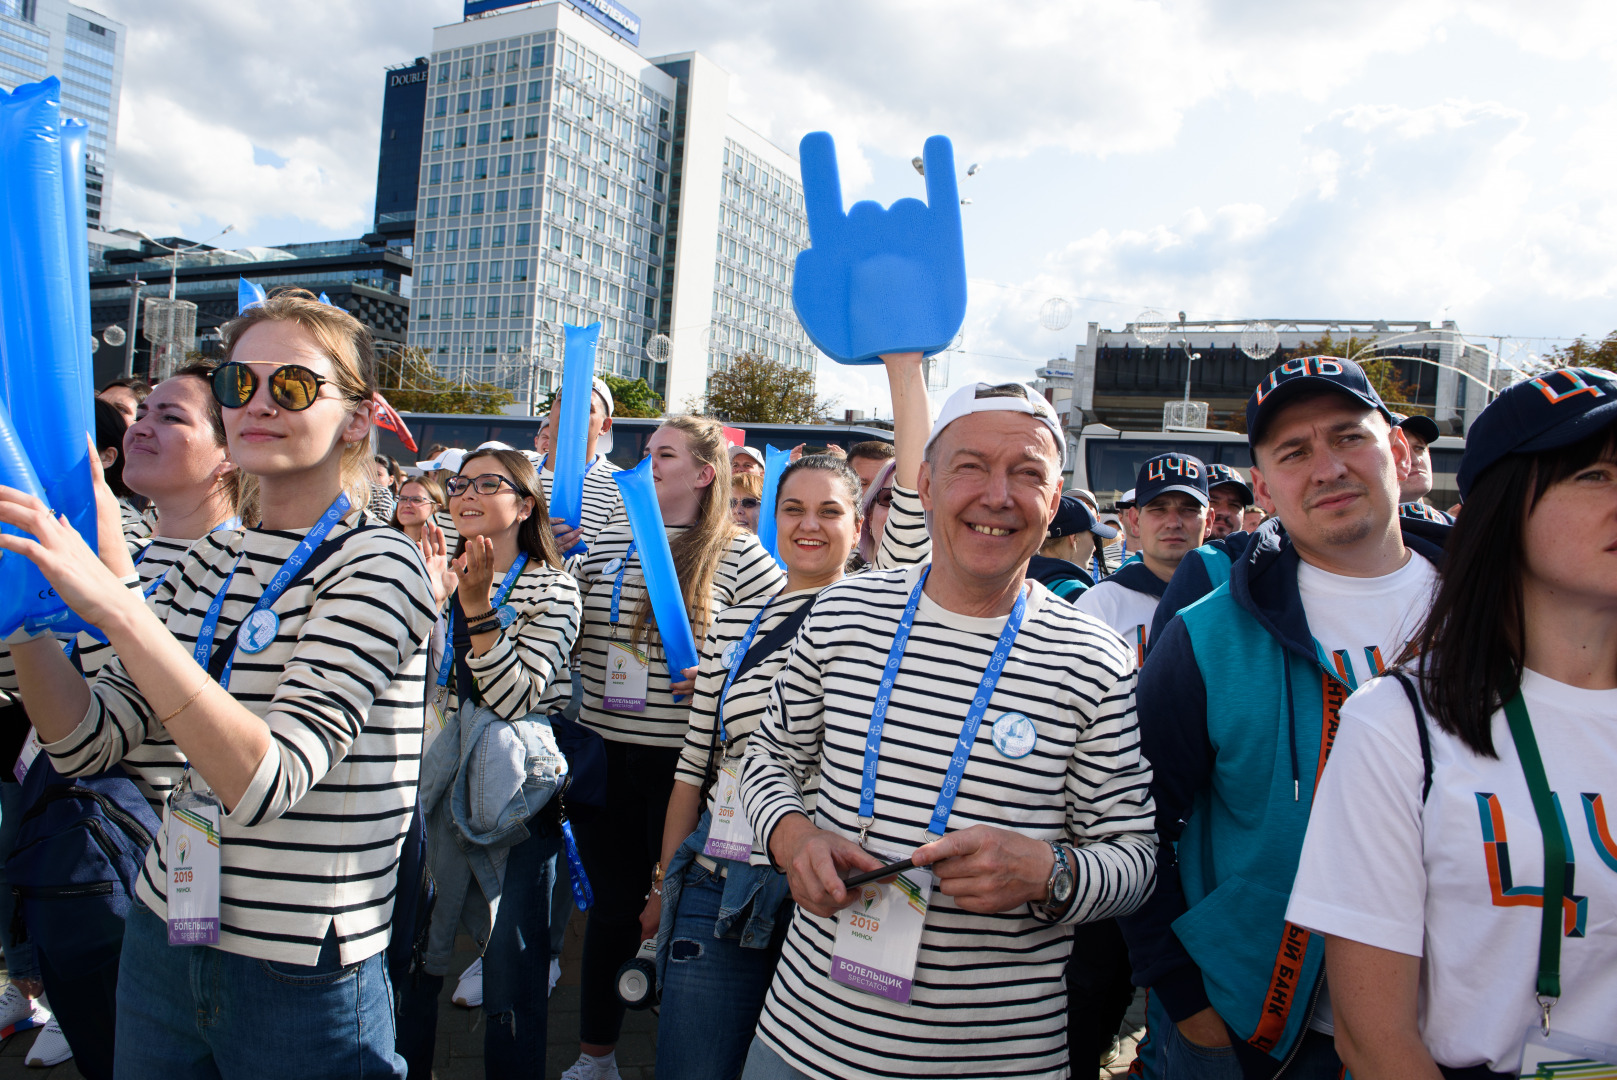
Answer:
[{"xmin": 1071, "ymin": 423, "xmax": 1465, "ymax": 511}]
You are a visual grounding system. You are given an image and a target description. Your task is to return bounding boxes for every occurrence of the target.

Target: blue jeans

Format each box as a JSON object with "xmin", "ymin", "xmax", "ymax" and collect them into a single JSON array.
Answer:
[
  {"xmin": 740, "ymin": 1037, "xmax": 813, "ymax": 1080},
  {"xmin": 1140, "ymin": 989, "xmax": 1343, "ymax": 1080},
  {"xmin": 396, "ymin": 826, "xmax": 559, "ymax": 1079},
  {"xmin": 0, "ymin": 781, "xmax": 39, "ymax": 983},
  {"xmin": 115, "ymin": 902, "xmax": 402, "ymax": 1079},
  {"xmin": 656, "ymin": 864, "xmax": 788, "ymax": 1080}
]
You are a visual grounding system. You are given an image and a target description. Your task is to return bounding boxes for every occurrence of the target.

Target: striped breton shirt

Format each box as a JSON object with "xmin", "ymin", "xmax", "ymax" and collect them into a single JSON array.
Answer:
[
  {"xmin": 576, "ymin": 524, "xmax": 784, "ymax": 748},
  {"xmin": 740, "ymin": 564, "xmax": 1158, "ymax": 1080},
  {"xmin": 42, "ymin": 514, "xmax": 438, "ymax": 967},
  {"xmin": 435, "ymin": 508, "xmax": 461, "ymax": 550},
  {"xmin": 872, "ymin": 483, "xmax": 929, "ymax": 569},
  {"xmin": 437, "ymin": 559, "xmax": 582, "ymax": 719},
  {"xmin": 540, "ymin": 454, "xmax": 624, "ymax": 551}
]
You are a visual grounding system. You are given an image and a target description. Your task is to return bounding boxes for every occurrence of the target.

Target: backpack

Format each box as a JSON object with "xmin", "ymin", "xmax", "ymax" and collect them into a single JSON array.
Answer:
[{"xmin": 6, "ymin": 755, "xmax": 159, "ymax": 972}]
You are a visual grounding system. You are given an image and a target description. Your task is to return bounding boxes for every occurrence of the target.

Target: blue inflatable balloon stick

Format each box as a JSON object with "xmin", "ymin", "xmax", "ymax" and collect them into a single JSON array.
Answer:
[
  {"xmin": 754, "ymin": 444, "xmax": 790, "ymax": 570},
  {"xmin": 550, "ymin": 322, "xmax": 600, "ymax": 557},
  {"xmin": 791, "ymin": 132, "xmax": 968, "ymax": 365},
  {"xmin": 612, "ymin": 456, "xmax": 700, "ymax": 693},
  {"xmin": 238, "ymin": 277, "xmax": 266, "ymax": 314},
  {"xmin": 0, "ymin": 78, "xmax": 99, "ymax": 635},
  {"xmin": 58, "ymin": 118, "xmax": 91, "ymax": 412},
  {"xmin": 0, "ymin": 399, "xmax": 51, "ymax": 636}
]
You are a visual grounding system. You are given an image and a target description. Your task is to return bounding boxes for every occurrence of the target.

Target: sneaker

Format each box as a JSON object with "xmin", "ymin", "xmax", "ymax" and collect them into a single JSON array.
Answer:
[
  {"xmin": 451, "ymin": 957, "xmax": 483, "ymax": 1008},
  {"xmin": 559, "ymin": 1053, "xmax": 622, "ymax": 1080},
  {"xmin": 25, "ymin": 1020, "xmax": 71, "ymax": 1067},
  {"xmin": 548, "ymin": 957, "xmax": 561, "ymax": 996},
  {"xmin": 0, "ymin": 984, "xmax": 47, "ymax": 1038}
]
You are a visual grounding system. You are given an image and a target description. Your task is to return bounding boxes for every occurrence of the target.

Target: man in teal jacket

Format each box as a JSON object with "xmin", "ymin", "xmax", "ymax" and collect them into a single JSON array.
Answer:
[{"xmin": 1119, "ymin": 357, "xmax": 1450, "ymax": 1078}]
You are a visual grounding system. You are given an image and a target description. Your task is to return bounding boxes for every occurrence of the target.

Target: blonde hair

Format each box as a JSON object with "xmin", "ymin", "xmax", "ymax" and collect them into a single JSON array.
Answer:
[
  {"xmin": 730, "ymin": 471, "xmax": 762, "ymax": 499},
  {"xmin": 633, "ymin": 415, "xmax": 737, "ymax": 645},
  {"xmin": 218, "ymin": 289, "xmax": 378, "ymax": 512},
  {"xmin": 390, "ymin": 474, "xmax": 446, "ymax": 531}
]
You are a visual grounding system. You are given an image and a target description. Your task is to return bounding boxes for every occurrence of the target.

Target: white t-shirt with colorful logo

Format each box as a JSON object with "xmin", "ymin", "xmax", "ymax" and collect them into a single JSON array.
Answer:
[{"xmin": 1288, "ymin": 669, "xmax": 1617, "ymax": 1072}]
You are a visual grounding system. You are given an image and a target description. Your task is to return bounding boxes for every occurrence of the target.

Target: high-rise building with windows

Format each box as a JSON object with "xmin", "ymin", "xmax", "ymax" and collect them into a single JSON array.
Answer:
[
  {"xmin": 0, "ymin": 0, "xmax": 125, "ymax": 234},
  {"xmin": 407, "ymin": 0, "xmax": 815, "ymax": 412}
]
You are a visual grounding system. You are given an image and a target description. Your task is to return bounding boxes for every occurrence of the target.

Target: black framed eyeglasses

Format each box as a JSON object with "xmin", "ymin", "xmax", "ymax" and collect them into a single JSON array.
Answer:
[
  {"xmin": 446, "ymin": 473, "xmax": 522, "ymax": 497},
  {"xmin": 211, "ymin": 361, "xmax": 331, "ymax": 411},
  {"xmin": 395, "ymin": 495, "xmax": 436, "ymax": 506}
]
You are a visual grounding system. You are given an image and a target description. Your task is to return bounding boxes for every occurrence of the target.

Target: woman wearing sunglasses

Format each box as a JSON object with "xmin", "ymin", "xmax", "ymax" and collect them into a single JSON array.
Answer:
[
  {"xmin": 730, "ymin": 472, "xmax": 763, "ymax": 533},
  {"xmin": 399, "ymin": 447, "xmax": 582, "ymax": 1078},
  {"xmin": 559, "ymin": 414, "xmax": 785, "ymax": 1080},
  {"xmin": 1288, "ymin": 369, "xmax": 1617, "ymax": 1077},
  {"xmin": 0, "ymin": 290, "xmax": 437, "ymax": 1079},
  {"xmin": 646, "ymin": 454, "xmax": 866, "ymax": 1079}
]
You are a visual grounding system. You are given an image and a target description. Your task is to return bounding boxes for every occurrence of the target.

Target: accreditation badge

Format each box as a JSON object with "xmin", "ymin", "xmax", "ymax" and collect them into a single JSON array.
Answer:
[
  {"xmin": 702, "ymin": 758, "xmax": 754, "ymax": 861},
  {"xmin": 425, "ymin": 685, "xmax": 451, "ymax": 753},
  {"xmin": 830, "ymin": 849, "xmax": 932, "ymax": 1005},
  {"xmin": 12, "ymin": 727, "xmax": 42, "ymax": 783},
  {"xmin": 604, "ymin": 640, "xmax": 650, "ymax": 711},
  {"xmin": 164, "ymin": 779, "xmax": 223, "ymax": 946},
  {"xmin": 1520, "ymin": 1027, "xmax": 1617, "ymax": 1074}
]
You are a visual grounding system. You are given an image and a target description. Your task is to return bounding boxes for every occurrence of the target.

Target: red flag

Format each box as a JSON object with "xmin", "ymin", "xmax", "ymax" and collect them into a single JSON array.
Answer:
[
  {"xmin": 372, "ymin": 393, "xmax": 418, "ymax": 453},
  {"xmin": 722, "ymin": 426, "xmax": 746, "ymax": 449}
]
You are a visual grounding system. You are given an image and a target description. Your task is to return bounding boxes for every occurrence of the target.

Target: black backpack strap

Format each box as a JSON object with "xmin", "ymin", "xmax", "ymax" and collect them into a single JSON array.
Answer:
[
  {"xmin": 1391, "ymin": 671, "xmax": 1434, "ymax": 803},
  {"xmin": 204, "ymin": 525, "xmax": 383, "ymax": 681}
]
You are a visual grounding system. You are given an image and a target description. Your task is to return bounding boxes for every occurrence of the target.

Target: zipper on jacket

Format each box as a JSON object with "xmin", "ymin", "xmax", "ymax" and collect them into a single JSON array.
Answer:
[{"xmin": 1270, "ymin": 968, "xmax": 1326, "ymax": 1078}]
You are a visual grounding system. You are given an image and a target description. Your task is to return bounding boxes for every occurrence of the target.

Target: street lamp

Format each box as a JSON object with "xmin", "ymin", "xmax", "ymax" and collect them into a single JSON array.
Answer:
[
  {"xmin": 133, "ymin": 225, "xmax": 233, "ymax": 379},
  {"xmin": 135, "ymin": 224, "xmax": 235, "ymax": 301}
]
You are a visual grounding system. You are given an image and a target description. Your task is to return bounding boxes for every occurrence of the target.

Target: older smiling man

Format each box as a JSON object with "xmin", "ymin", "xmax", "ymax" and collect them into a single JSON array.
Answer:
[{"xmin": 738, "ymin": 381, "xmax": 1157, "ymax": 1080}]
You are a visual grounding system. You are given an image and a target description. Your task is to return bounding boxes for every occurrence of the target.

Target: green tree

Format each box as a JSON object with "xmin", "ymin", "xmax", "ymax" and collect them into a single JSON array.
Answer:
[
  {"xmin": 376, "ymin": 346, "xmax": 514, "ymax": 414},
  {"xmin": 1545, "ymin": 331, "xmax": 1617, "ymax": 372},
  {"xmin": 1287, "ymin": 333, "xmax": 1430, "ymax": 415},
  {"xmin": 689, "ymin": 352, "xmax": 836, "ymax": 423}
]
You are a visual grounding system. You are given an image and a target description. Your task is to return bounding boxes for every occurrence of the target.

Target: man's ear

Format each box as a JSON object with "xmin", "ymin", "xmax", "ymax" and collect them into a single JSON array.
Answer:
[
  {"xmin": 1388, "ymin": 425, "xmax": 1413, "ymax": 483},
  {"xmin": 917, "ymin": 459, "xmax": 933, "ymax": 513}
]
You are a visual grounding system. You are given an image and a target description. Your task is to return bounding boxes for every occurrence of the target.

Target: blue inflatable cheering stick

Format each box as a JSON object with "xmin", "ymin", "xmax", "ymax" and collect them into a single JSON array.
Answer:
[
  {"xmin": 551, "ymin": 323, "xmax": 601, "ymax": 557},
  {"xmin": 612, "ymin": 457, "xmax": 699, "ymax": 697},
  {"xmin": 791, "ymin": 132, "xmax": 968, "ymax": 365},
  {"xmin": 238, "ymin": 277, "xmax": 266, "ymax": 313},
  {"xmin": 754, "ymin": 444, "xmax": 790, "ymax": 570},
  {"xmin": 0, "ymin": 400, "xmax": 51, "ymax": 635}
]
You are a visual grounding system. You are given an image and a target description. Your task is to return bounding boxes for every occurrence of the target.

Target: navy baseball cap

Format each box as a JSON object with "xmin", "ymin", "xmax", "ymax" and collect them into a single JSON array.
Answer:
[
  {"xmin": 1457, "ymin": 367, "xmax": 1617, "ymax": 499},
  {"xmin": 1246, "ymin": 356, "xmax": 1394, "ymax": 449},
  {"xmin": 1391, "ymin": 412, "xmax": 1442, "ymax": 445},
  {"xmin": 1203, "ymin": 462, "xmax": 1253, "ymax": 504},
  {"xmin": 1135, "ymin": 452, "xmax": 1209, "ymax": 508},
  {"xmin": 1049, "ymin": 494, "xmax": 1119, "ymax": 540}
]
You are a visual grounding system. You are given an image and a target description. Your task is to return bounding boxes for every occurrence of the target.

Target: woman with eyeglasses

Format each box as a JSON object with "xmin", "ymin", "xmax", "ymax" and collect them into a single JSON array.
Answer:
[
  {"xmin": 0, "ymin": 290, "xmax": 436, "ymax": 1078},
  {"xmin": 398, "ymin": 447, "xmax": 582, "ymax": 1078},
  {"xmin": 730, "ymin": 472, "xmax": 762, "ymax": 533},
  {"xmin": 1287, "ymin": 369, "xmax": 1617, "ymax": 1077},
  {"xmin": 390, "ymin": 474, "xmax": 447, "ymax": 547},
  {"xmin": 558, "ymin": 414, "xmax": 785, "ymax": 1080},
  {"xmin": 646, "ymin": 454, "xmax": 866, "ymax": 1080}
]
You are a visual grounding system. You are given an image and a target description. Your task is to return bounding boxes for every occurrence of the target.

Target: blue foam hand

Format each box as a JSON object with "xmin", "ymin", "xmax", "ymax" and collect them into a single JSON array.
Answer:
[
  {"xmin": 238, "ymin": 277, "xmax": 266, "ymax": 313},
  {"xmin": 551, "ymin": 322, "xmax": 601, "ymax": 557},
  {"xmin": 611, "ymin": 457, "xmax": 700, "ymax": 692},
  {"xmin": 754, "ymin": 444, "xmax": 790, "ymax": 570},
  {"xmin": 791, "ymin": 132, "xmax": 967, "ymax": 365}
]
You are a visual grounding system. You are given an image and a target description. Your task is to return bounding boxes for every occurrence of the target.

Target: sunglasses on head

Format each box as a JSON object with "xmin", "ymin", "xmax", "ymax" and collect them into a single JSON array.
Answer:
[
  {"xmin": 211, "ymin": 361, "xmax": 332, "ymax": 412},
  {"xmin": 445, "ymin": 473, "xmax": 522, "ymax": 498}
]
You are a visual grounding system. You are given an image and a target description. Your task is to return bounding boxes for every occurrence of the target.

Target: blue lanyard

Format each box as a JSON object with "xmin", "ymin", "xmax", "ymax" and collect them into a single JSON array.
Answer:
[
  {"xmin": 194, "ymin": 494, "xmax": 350, "ymax": 691},
  {"xmin": 858, "ymin": 566, "xmax": 1030, "ymax": 845},
  {"xmin": 435, "ymin": 553, "xmax": 530, "ymax": 689},
  {"xmin": 136, "ymin": 518, "xmax": 244, "ymax": 600},
  {"xmin": 716, "ymin": 599, "xmax": 773, "ymax": 743},
  {"xmin": 608, "ymin": 541, "xmax": 637, "ymax": 628}
]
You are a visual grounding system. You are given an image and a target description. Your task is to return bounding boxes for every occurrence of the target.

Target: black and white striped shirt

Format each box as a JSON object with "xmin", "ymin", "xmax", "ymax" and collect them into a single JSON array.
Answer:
[
  {"xmin": 438, "ymin": 559, "xmax": 582, "ymax": 720},
  {"xmin": 740, "ymin": 565, "xmax": 1157, "ymax": 1080},
  {"xmin": 43, "ymin": 515, "xmax": 438, "ymax": 967},
  {"xmin": 540, "ymin": 454, "xmax": 624, "ymax": 552},
  {"xmin": 873, "ymin": 483, "xmax": 929, "ymax": 569},
  {"xmin": 576, "ymin": 524, "xmax": 785, "ymax": 748}
]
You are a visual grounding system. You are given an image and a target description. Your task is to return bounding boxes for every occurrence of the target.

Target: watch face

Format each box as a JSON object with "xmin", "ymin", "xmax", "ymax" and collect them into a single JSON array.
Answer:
[{"xmin": 1052, "ymin": 869, "xmax": 1074, "ymax": 904}]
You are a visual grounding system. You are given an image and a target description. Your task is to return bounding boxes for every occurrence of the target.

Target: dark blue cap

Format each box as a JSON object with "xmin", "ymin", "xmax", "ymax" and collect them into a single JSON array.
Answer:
[
  {"xmin": 1049, "ymin": 494, "xmax": 1119, "ymax": 540},
  {"xmin": 1203, "ymin": 462, "xmax": 1253, "ymax": 503},
  {"xmin": 1136, "ymin": 452, "xmax": 1209, "ymax": 508},
  {"xmin": 1398, "ymin": 501, "xmax": 1454, "ymax": 525},
  {"xmin": 1247, "ymin": 356, "xmax": 1394, "ymax": 449},
  {"xmin": 1457, "ymin": 367, "xmax": 1617, "ymax": 499},
  {"xmin": 1391, "ymin": 412, "xmax": 1441, "ymax": 445}
]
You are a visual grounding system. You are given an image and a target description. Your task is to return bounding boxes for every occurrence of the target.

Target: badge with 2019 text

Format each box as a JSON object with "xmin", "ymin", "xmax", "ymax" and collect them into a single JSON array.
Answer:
[
  {"xmin": 831, "ymin": 848, "xmax": 932, "ymax": 1004},
  {"xmin": 603, "ymin": 640, "xmax": 649, "ymax": 711},
  {"xmin": 165, "ymin": 781, "xmax": 223, "ymax": 946},
  {"xmin": 702, "ymin": 758, "xmax": 754, "ymax": 861}
]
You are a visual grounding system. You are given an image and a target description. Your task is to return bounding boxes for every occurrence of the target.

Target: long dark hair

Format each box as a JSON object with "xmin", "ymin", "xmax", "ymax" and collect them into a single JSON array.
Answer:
[
  {"xmin": 94, "ymin": 397, "xmax": 131, "ymax": 500},
  {"xmin": 1402, "ymin": 426, "xmax": 1617, "ymax": 757},
  {"xmin": 451, "ymin": 448, "xmax": 563, "ymax": 570}
]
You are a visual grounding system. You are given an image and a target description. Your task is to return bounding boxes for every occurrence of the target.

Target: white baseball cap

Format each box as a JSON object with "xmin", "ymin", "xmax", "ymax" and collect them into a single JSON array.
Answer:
[
  {"xmin": 417, "ymin": 448, "xmax": 467, "ymax": 474},
  {"xmin": 923, "ymin": 381, "xmax": 1066, "ymax": 467},
  {"xmin": 728, "ymin": 444, "xmax": 765, "ymax": 469},
  {"xmin": 592, "ymin": 376, "xmax": 615, "ymax": 416}
]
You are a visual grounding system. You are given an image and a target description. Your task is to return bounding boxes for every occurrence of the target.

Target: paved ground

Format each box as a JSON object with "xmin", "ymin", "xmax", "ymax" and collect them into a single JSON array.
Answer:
[{"xmin": 0, "ymin": 913, "xmax": 1145, "ymax": 1079}]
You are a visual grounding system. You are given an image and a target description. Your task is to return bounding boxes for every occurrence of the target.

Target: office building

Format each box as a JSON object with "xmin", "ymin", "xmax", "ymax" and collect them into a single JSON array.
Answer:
[
  {"xmin": 0, "ymin": 0, "xmax": 125, "ymax": 234},
  {"xmin": 372, "ymin": 57, "xmax": 431, "ymax": 249},
  {"xmin": 1068, "ymin": 318, "xmax": 1492, "ymax": 435},
  {"xmin": 406, "ymin": 0, "xmax": 816, "ymax": 413}
]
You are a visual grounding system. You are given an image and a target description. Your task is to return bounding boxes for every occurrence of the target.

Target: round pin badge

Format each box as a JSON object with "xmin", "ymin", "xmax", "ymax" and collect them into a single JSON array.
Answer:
[
  {"xmin": 603, "ymin": 558, "xmax": 623, "ymax": 576},
  {"xmin": 496, "ymin": 604, "xmax": 517, "ymax": 628},
  {"xmin": 991, "ymin": 712, "xmax": 1037, "ymax": 759},
  {"xmin": 721, "ymin": 640, "xmax": 742, "ymax": 669},
  {"xmin": 238, "ymin": 609, "xmax": 280, "ymax": 654}
]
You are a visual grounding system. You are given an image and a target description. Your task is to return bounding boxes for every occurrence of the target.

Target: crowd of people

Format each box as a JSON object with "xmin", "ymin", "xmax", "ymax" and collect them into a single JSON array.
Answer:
[{"xmin": 0, "ymin": 290, "xmax": 1609, "ymax": 1080}]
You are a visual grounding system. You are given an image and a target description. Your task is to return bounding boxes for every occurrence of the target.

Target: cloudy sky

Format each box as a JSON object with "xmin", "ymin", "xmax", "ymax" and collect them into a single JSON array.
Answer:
[{"xmin": 90, "ymin": 0, "xmax": 1617, "ymax": 415}]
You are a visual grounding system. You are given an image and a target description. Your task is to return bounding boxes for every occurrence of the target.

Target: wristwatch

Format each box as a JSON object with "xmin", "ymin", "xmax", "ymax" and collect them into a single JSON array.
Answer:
[{"xmin": 1037, "ymin": 841, "xmax": 1075, "ymax": 921}]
